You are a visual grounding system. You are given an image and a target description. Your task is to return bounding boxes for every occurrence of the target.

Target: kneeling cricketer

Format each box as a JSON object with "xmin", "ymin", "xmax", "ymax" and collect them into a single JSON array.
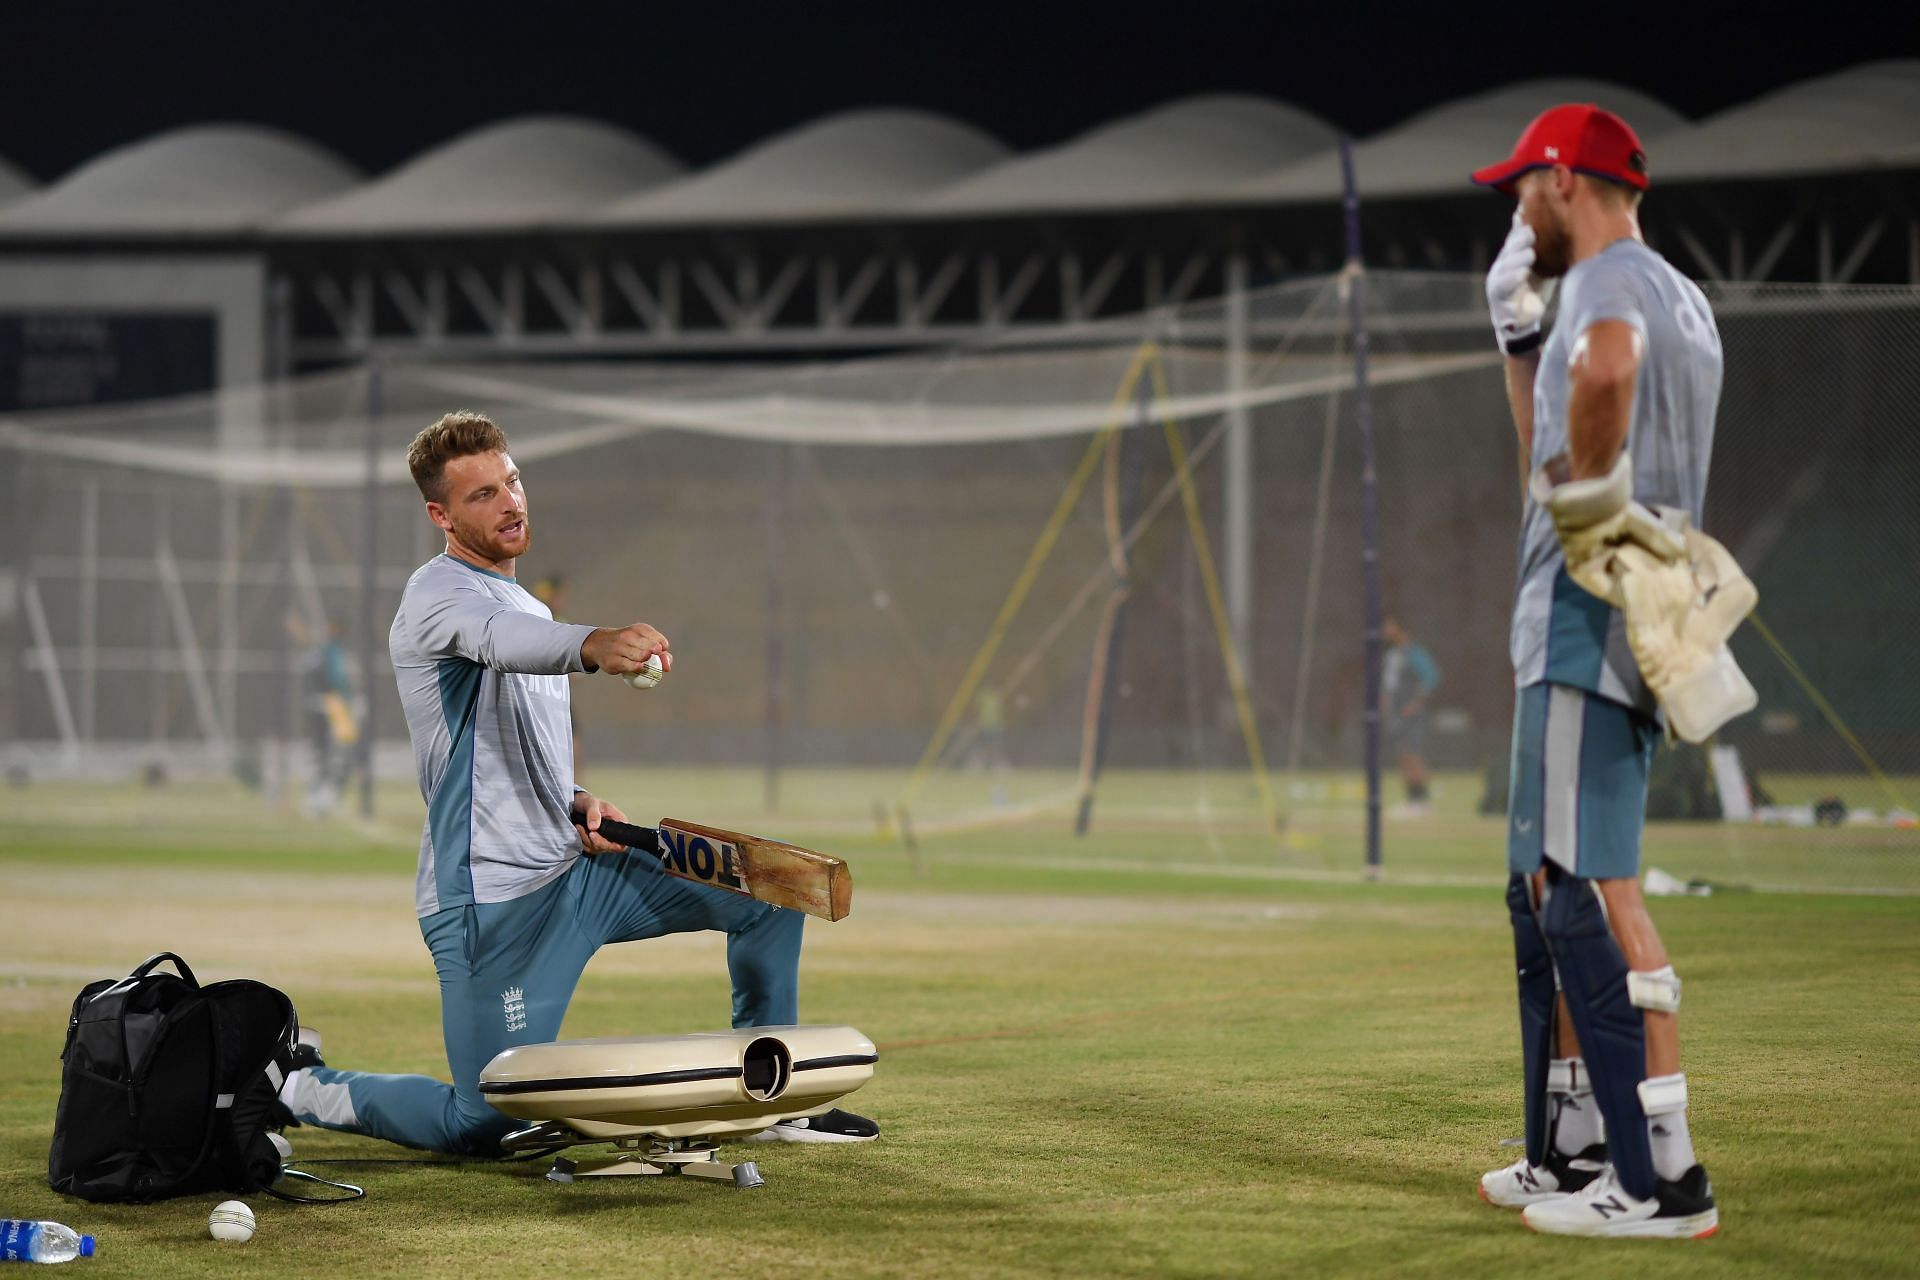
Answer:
[{"xmin": 271, "ymin": 411, "xmax": 878, "ymax": 1154}]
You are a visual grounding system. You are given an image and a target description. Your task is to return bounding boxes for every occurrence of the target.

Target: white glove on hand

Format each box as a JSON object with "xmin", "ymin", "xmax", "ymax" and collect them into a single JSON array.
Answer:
[{"xmin": 1486, "ymin": 212, "xmax": 1557, "ymax": 355}]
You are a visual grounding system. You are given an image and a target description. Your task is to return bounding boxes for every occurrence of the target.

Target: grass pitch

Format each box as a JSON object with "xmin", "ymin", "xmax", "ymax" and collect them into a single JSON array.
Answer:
[{"xmin": 2, "ymin": 769, "xmax": 1917, "ymax": 1277}]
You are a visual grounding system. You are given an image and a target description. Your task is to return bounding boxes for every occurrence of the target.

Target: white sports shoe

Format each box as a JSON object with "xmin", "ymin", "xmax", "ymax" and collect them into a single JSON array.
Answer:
[
  {"xmin": 1479, "ymin": 1143, "xmax": 1607, "ymax": 1207},
  {"xmin": 1521, "ymin": 1163, "xmax": 1720, "ymax": 1238},
  {"xmin": 744, "ymin": 1108, "xmax": 879, "ymax": 1144}
]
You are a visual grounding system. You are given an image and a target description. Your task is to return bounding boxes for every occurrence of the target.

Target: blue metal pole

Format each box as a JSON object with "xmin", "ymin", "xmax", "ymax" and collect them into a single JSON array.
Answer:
[{"xmin": 1339, "ymin": 138, "xmax": 1384, "ymax": 878}]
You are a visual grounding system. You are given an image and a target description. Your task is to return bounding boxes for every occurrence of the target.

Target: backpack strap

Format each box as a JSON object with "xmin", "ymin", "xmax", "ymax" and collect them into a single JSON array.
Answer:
[
  {"xmin": 83, "ymin": 953, "xmax": 201, "ymax": 1010},
  {"xmin": 129, "ymin": 953, "xmax": 199, "ymax": 987},
  {"xmin": 265, "ymin": 1167, "xmax": 366, "ymax": 1203}
]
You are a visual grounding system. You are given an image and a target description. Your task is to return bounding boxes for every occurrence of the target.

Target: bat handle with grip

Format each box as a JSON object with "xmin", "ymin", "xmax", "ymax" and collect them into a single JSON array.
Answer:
[{"xmin": 567, "ymin": 808, "xmax": 662, "ymax": 854}]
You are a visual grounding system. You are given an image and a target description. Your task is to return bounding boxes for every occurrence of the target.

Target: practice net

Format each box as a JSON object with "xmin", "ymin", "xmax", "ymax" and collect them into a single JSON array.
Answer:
[{"xmin": 3, "ymin": 271, "xmax": 1915, "ymax": 891}]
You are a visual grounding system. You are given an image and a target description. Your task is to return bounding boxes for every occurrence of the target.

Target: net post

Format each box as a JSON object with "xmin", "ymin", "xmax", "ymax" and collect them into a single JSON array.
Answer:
[
  {"xmin": 900, "ymin": 344, "xmax": 1156, "ymax": 809},
  {"xmin": 1151, "ymin": 355, "xmax": 1281, "ymax": 835},
  {"xmin": 1074, "ymin": 371, "xmax": 1153, "ymax": 836},
  {"xmin": 80, "ymin": 477, "xmax": 98, "ymax": 766},
  {"xmin": 763, "ymin": 443, "xmax": 789, "ymax": 814},
  {"xmin": 358, "ymin": 356, "xmax": 382, "ymax": 820},
  {"xmin": 1224, "ymin": 250, "xmax": 1253, "ymax": 679},
  {"xmin": 275, "ymin": 498, "xmax": 298, "ymax": 812},
  {"xmin": 1340, "ymin": 137, "xmax": 1384, "ymax": 879},
  {"xmin": 269, "ymin": 278, "xmax": 293, "ymax": 810}
]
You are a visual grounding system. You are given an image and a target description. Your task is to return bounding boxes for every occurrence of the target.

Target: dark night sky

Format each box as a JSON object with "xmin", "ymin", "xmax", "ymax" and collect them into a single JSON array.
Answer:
[{"xmin": 2, "ymin": 1, "xmax": 1914, "ymax": 181}]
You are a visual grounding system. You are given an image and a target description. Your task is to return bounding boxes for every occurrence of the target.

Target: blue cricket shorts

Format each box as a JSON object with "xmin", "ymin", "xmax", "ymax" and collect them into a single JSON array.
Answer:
[{"xmin": 1507, "ymin": 681, "xmax": 1658, "ymax": 880}]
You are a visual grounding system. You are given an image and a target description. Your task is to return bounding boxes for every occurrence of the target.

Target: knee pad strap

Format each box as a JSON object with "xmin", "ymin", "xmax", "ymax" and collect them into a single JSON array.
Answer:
[
  {"xmin": 1545, "ymin": 1057, "xmax": 1590, "ymax": 1095},
  {"xmin": 1638, "ymin": 1072, "xmax": 1687, "ymax": 1117},
  {"xmin": 1627, "ymin": 965, "xmax": 1682, "ymax": 1013}
]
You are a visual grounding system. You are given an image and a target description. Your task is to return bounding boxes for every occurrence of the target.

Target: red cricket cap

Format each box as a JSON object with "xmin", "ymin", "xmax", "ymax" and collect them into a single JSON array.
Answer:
[{"xmin": 1471, "ymin": 103, "xmax": 1649, "ymax": 196}]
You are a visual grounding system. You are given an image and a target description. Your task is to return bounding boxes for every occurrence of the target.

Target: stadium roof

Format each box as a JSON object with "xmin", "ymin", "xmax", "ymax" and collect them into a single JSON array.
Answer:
[
  {"xmin": 0, "ymin": 63, "xmax": 1914, "ymax": 243},
  {"xmin": 1219, "ymin": 79, "xmax": 1688, "ymax": 204},
  {"xmin": 0, "ymin": 125, "xmax": 359, "ymax": 237},
  {"xmin": 1653, "ymin": 60, "xmax": 1920, "ymax": 180},
  {"xmin": 0, "ymin": 155, "xmax": 33, "ymax": 204},
  {"xmin": 277, "ymin": 116, "xmax": 683, "ymax": 235},
  {"xmin": 596, "ymin": 109, "xmax": 1007, "ymax": 226},
  {"xmin": 914, "ymin": 95, "xmax": 1339, "ymax": 216}
]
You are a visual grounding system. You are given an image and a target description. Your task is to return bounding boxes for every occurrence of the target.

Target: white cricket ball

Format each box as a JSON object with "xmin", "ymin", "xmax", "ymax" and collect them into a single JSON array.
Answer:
[
  {"xmin": 622, "ymin": 653, "xmax": 665, "ymax": 690},
  {"xmin": 209, "ymin": 1200, "xmax": 255, "ymax": 1243}
]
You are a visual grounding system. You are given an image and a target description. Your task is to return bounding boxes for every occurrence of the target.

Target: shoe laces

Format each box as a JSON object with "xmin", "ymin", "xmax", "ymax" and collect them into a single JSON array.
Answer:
[{"xmin": 1581, "ymin": 1165, "xmax": 1621, "ymax": 1202}]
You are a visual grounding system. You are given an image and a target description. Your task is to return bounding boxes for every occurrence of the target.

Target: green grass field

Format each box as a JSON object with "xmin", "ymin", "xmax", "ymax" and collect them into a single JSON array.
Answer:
[{"xmin": 3, "ymin": 769, "xmax": 1917, "ymax": 1277}]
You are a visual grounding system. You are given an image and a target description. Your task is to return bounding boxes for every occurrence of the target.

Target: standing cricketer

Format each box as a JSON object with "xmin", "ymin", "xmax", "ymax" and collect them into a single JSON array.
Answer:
[
  {"xmin": 1470, "ymin": 106, "xmax": 1724, "ymax": 1237},
  {"xmin": 273, "ymin": 411, "xmax": 877, "ymax": 1153}
]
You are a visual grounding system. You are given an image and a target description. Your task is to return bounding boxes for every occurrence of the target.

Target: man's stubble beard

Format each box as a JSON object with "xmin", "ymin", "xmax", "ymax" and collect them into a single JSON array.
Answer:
[
  {"xmin": 1531, "ymin": 208, "xmax": 1574, "ymax": 279},
  {"xmin": 451, "ymin": 511, "xmax": 531, "ymax": 563}
]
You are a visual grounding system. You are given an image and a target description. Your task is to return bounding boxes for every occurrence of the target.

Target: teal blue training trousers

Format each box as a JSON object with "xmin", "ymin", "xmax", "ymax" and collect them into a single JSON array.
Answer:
[{"xmin": 294, "ymin": 848, "xmax": 805, "ymax": 1155}]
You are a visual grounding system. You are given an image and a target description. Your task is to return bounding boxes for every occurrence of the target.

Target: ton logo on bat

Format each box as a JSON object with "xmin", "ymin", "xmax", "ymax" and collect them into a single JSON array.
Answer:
[{"xmin": 659, "ymin": 828, "xmax": 746, "ymax": 892}]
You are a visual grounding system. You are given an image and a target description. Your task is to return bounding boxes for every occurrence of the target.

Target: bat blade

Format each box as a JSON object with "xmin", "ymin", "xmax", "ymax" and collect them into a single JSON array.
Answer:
[
  {"xmin": 657, "ymin": 818, "xmax": 852, "ymax": 922},
  {"xmin": 570, "ymin": 808, "xmax": 852, "ymax": 921}
]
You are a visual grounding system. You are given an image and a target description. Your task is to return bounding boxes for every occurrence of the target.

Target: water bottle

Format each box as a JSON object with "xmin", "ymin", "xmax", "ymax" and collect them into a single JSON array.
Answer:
[{"xmin": 0, "ymin": 1221, "xmax": 95, "ymax": 1264}]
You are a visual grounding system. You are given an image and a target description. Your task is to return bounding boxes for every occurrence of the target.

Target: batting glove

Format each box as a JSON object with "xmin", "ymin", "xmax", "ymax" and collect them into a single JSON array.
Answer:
[
  {"xmin": 1531, "ymin": 451, "xmax": 1760, "ymax": 742},
  {"xmin": 1530, "ymin": 451, "xmax": 1685, "ymax": 605},
  {"xmin": 1486, "ymin": 213, "xmax": 1556, "ymax": 355}
]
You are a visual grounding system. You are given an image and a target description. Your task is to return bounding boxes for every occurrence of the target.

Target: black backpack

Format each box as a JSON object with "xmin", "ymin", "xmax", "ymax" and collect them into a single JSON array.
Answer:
[{"xmin": 48, "ymin": 953, "xmax": 307, "ymax": 1203}]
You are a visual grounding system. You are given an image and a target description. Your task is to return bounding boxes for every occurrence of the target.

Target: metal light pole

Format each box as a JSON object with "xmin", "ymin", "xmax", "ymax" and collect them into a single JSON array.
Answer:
[{"xmin": 1340, "ymin": 138, "xmax": 1384, "ymax": 879}]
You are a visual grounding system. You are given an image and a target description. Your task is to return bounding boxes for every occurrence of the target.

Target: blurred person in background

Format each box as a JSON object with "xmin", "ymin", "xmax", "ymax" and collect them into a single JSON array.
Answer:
[
  {"xmin": 975, "ymin": 685, "xmax": 1011, "ymax": 807},
  {"xmin": 286, "ymin": 610, "xmax": 358, "ymax": 818},
  {"xmin": 1381, "ymin": 616, "xmax": 1439, "ymax": 816}
]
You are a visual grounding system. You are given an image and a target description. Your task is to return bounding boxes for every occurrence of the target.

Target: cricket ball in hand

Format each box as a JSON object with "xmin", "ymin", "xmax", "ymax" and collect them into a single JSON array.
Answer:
[
  {"xmin": 622, "ymin": 653, "xmax": 666, "ymax": 690},
  {"xmin": 209, "ymin": 1200, "xmax": 256, "ymax": 1243}
]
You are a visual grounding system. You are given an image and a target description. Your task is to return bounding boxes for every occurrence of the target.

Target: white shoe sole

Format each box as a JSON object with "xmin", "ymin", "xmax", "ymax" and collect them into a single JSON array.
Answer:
[
  {"xmin": 1523, "ymin": 1207, "xmax": 1719, "ymax": 1239},
  {"xmin": 744, "ymin": 1125, "xmax": 876, "ymax": 1145},
  {"xmin": 1479, "ymin": 1179, "xmax": 1575, "ymax": 1209}
]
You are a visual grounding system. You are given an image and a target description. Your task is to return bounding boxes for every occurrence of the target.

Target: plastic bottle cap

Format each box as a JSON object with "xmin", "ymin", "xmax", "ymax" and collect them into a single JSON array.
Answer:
[{"xmin": 80, "ymin": 1236, "xmax": 96, "ymax": 1257}]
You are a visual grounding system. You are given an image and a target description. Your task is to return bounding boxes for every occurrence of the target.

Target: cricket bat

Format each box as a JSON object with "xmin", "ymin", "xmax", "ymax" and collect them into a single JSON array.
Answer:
[{"xmin": 569, "ymin": 810, "xmax": 852, "ymax": 922}]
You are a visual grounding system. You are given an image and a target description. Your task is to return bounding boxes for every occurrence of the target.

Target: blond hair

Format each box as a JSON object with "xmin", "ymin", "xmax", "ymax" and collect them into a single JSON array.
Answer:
[
  {"xmin": 406, "ymin": 411, "xmax": 509, "ymax": 502},
  {"xmin": 1580, "ymin": 173, "xmax": 1645, "ymax": 210}
]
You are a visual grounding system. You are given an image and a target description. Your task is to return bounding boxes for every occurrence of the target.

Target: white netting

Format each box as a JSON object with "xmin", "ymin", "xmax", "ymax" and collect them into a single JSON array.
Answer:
[
  {"xmin": 0, "ymin": 275, "xmax": 1491, "ymax": 474},
  {"xmin": 3, "ymin": 271, "xmax": 1916, "ymax": 887}
]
